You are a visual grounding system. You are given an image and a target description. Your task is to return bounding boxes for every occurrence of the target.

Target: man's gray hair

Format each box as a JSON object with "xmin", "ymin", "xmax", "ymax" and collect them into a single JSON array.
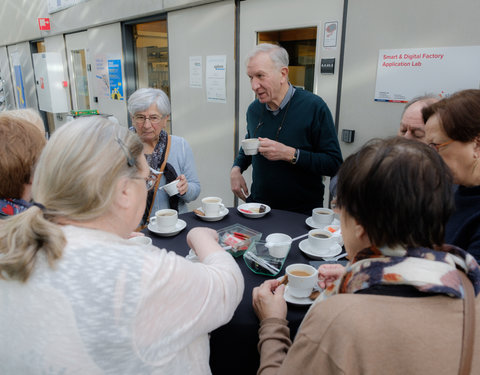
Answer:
[
  {"xmin": 245, "ymin": 43, "xmax": 289, "ymax": 70},
  {"xmin": 402, "ymin": 94, "xmax": 439, "ymax": 117}
]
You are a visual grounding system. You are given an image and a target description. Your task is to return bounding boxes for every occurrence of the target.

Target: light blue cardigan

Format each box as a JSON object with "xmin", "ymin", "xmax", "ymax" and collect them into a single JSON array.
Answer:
[{"xmin": 151, "ymin": 135, "xmax": 201, "ymax": 214}]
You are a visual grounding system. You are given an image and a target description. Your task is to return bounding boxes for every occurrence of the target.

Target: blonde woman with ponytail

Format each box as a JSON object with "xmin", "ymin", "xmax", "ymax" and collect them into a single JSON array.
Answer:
[{"xmin": 0, "ymin": 117, "xmax": 243, "ymax": 374}]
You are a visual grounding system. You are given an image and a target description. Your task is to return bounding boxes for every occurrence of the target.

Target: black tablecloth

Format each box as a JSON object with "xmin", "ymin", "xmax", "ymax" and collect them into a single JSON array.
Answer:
[{"xmin": 144, "ymin": 208, "xmax": 315, "ymax": 374}]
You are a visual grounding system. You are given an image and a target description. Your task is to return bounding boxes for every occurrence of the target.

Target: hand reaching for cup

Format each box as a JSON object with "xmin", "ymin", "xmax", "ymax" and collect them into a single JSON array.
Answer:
[
  {"xmin": 186, "ymin": 227, "xmax": 221, "ymax": 261},
  {"xmin": 252, "ymin": 279, "xmax": 287, "ymax": 321},
  {"xmin": 317, "ymin": 263, "xmax": 346, "ymax": 290}
]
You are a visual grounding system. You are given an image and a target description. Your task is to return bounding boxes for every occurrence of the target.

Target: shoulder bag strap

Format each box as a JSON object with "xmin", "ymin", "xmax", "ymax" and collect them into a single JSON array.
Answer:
[
  {"xmin": 137, "ymin": 135, "xmax": 172, "ymax": 231},
  {"xmin": 458, "ymin": 271, "xmax": 475, "ymax": 375}
]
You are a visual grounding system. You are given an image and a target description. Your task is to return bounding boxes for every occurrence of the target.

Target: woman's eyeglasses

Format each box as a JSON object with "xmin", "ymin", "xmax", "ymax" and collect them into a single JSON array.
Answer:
[
  {"xmin": 131, "ymin": 167, "xmax": 161, "ymax": 191},
  {"xmin": 133, "ymin": 114, "xmax": 165, "ymax": 126},
  {"xmin": 428, "ymin": 140, "xmax": 454, "ymax": 152}
]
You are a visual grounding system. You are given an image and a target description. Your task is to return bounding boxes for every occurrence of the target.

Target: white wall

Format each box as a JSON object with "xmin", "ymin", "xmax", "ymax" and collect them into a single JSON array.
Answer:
[
  {"xmin": 338, "ymin": 0, "xmax": 480, "ymax": 159},
  {"xmin": 168, "ymin": 1, "xmax": 236, "ymax": 209},
  {"xmin": 0, "ymin": 0, "xmax": 222, "ymax": 46}
]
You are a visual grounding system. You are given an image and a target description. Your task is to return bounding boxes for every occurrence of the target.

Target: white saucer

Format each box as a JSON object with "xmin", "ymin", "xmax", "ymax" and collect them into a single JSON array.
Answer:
[
  {"xmin": 194, "ymin": 207, "xmax": 229, "ymax": 222},
  {"xmin": 148, "ymin": 219, "xmax": 187, "ymax": 237},
  {"xmin": 276, "ymin": 276, "xmax": 320, "ymax": 305},
  {"xmin": 284, "ymin": 287, "xmax": 318, "ymax": 305},
  {"xmin": 237, "ymin": 203, "xmax": 271, "ymax": 218},
  {"xmin": 299, "ymin": 239, "xmax": 342, "ymax": 260},
  {"xmin": 305, "ymin": 216, "xmax": 340, "ymax": 229}
]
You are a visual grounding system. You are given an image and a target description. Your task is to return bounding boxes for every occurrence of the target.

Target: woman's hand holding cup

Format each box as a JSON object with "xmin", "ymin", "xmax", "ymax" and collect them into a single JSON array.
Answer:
[{"xmin": 317, "ymin": 263, "xmax": 346, "ymax": 289}]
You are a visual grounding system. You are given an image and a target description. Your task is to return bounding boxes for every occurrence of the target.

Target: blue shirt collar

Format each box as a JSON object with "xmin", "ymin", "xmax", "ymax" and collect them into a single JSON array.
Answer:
[{"xmin": 266, "ymin": 83, "xmax": 296, "ymax": 115}]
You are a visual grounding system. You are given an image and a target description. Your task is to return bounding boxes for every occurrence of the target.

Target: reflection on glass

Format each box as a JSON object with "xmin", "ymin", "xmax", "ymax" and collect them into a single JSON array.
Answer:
[
  {"xmin": 134, "ymin": 20, "xmax": 169, "ymax": 97},
  {"xmin": 258, "ymin": 27, "xmax": 317, "ymax": 92},
  {"xmin": 71, "ymin": 49, "xmax": 90, "ymax": 110}
]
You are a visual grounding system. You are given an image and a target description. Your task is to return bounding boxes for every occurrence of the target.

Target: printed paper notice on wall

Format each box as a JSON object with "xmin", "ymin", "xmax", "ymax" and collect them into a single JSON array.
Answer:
[
  {"xmin": 206, "ymin": 55, "xmax": 226, "ymax": 103},
  {"xmin": 374, "ymin": 46, "xmax": 480, "ymax": 103},
  {"xmin": 189, "ymin": 56, "xmax": 202, "ymax": 88}
]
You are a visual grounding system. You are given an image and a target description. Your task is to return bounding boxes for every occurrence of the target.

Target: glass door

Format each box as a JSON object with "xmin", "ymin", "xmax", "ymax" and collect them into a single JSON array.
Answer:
[
  {"xmin": 65, "ymin": 32, "xmax": 91, "ymax": 110},
  {"xmin": 133, "ymin": 20, "xmax": 169, "ymax": 96}
]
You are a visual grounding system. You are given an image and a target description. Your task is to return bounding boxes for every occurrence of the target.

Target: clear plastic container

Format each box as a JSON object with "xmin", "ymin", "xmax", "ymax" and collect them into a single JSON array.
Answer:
[
  {"xmin": 243, "ymin": 240, "xmax": 290, "ymax": 276},
  {"xmin": 217, "ymin": 224, "xmax": 262, "ymax": 257}
]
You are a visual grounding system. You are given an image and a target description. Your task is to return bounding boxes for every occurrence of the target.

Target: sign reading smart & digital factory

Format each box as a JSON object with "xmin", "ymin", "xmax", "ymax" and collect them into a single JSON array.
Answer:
[{"xmin": 374, "ymin": 46, "xmax": 480, "ymax": 103}]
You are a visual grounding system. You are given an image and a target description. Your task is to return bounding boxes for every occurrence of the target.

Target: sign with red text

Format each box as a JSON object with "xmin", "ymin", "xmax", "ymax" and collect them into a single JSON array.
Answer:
[
  {"xmin": 374, "ymin": 46, "xmax": 480, "ymax": 103},
  {"xmin": 38, "ymin": 18, "xmax": 51, "ymax": 31}
]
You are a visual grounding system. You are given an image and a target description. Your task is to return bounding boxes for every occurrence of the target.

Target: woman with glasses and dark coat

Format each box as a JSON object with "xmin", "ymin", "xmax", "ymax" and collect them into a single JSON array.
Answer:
[
  {"xmin": 424, "ymin": 89, "xmax": 480, "ymax": 262},
  {"xmin": 128, "ymin": 88, "xmax": 200, "ymax": 224}
]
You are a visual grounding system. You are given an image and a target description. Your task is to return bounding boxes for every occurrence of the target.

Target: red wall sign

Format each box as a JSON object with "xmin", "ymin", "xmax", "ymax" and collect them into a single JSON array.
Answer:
[{"xmin": 38, "ymin": 18, "xmax": 51, "ymax": 31}]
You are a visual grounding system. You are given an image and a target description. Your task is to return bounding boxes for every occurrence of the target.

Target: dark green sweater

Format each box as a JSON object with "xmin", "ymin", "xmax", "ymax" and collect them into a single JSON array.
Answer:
[{"xmin": 234, "ymin": 88, "xmax": 342, "ymax": 214}]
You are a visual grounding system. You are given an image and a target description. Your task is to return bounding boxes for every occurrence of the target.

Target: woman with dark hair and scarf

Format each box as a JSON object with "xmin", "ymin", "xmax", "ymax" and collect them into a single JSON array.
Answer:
[
  {"xmin": 127, "ymin": 88, "xmax": 200, "ymax": 225},
  {"xmin": 253, "ymin": 137, "xmax": 480, "ymax": 374}
]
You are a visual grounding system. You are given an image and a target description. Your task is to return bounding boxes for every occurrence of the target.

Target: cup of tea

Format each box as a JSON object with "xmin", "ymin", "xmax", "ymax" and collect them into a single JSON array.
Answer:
[
  {"xmin": 150, "ymin": 209, "xmax": 178, "ymax": 231},
  {"xmin": 285, "ymin": 264, "xmax": 318, "ymax": 298},
  {"xmin": 265, "ymin": 233, "xmax": 292, "ymax": 258},
  {"xmin": 128, "ymin": 236, "xmax": 153, "ymax": 246},
  {"xmin": 163, "ymin": 180, "xmax": 179, "ymax": 196},
  {"xmin": 241, "ymin": 138, "xmax": 260, "ymax": 155},
  {"xmin": 201, "ymin": 197, "xmax": 225, "ymax": 217},
  {"xmin": 312, "ymin": 208, "xmax": 334, "ymax": 226},
  {"xmin": 308, "ymin": 229, "xmax": 337, "ymax": 256}
]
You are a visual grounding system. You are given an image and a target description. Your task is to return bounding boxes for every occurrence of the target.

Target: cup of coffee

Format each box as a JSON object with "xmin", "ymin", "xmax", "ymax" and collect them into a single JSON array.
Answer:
[
  {"xmin": 285, "ymin": 264, "xmax": 318, "ymax": 298},
  {"xmin": 128, "ymin": 236, "xmax": 153, "ymax": 246},
  {"xmin": 201, "ymin": 197, "xmax": 225, "ymax": 217},
  {"xmin": 312, "ymin": 207, "xmax": 334, "ymax": 226},
  {"xmin": 150, "ymin": 209, "xmax": 178, "ymax": 231},
  {"xmin": 163, "ymin": 180, "xmax": 179, "ymax": 196},
  {"xmin": 241, "ymin": 138, "xmax": 260, "ymax": 155},
  {"xmin": 265, "ymin": 233, "xmax": 292, "ymax": 258},
  {"xmin": 308, "ymin": 229, "xmax": 337, "ymax": 256}
]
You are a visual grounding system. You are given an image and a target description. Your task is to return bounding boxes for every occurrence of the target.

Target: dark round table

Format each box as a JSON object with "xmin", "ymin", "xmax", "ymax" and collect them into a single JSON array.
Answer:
[{"xmin": 144, "ymin": 207, "xmax": 316, "ymax": 374}]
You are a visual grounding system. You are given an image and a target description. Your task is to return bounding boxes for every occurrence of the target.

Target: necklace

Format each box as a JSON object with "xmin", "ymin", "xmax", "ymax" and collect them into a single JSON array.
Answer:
[{"xmin": 253, "ymin": 92, "xmax": 294, "ymax": 141}]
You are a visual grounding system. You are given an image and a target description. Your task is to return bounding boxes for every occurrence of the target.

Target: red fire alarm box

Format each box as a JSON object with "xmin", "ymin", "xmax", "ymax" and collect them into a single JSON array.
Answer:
[{"xmin": 38, "ymin": 18, "xmax": 51, "ymax": 31}]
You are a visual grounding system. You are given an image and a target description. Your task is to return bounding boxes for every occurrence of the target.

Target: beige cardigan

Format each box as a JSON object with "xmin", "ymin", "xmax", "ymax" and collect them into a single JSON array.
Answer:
[{"xmin": 258, "ymin": 293, "xmax": 480, "ymax": 375}]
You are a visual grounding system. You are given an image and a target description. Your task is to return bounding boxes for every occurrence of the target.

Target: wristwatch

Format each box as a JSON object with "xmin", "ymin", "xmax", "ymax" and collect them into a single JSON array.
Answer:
[{"xmin": 291, "ymin": 149, "xmax": 299, "ymax": 164}]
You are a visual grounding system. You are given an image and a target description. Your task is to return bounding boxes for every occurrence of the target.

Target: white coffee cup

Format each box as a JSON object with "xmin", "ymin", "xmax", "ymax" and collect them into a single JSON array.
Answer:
[
  {"xmin": 241, "ymin": 138, "xmax": 260, "ymax": 155},
  {"xmin": 201, "ymin": 197, "xmax": 225, "ymax": 217},
  {"xmin": 150, "ymin": 208, "xmax": 178, "ymax": 231},
  {"xmin": 265, "ymin": 233, "xmax": 292, "ymax": 258},
  {"xmin": 128, "ymin": 236, "xmax": 152, "ymax": 246},
  {"xmin": 312, "ymin": 207, "xmax": 334, "ymax": 226},
  {"xmin": 163, "ymin": 179, "xmax": 179, "ymax": 196},
  {"xmin": 308, "ymin": 229, "xmax": 337, "ymax": 256},
  {"xmin": 285, "ymin": 264, "xmax": 318, "ymax": 298}
]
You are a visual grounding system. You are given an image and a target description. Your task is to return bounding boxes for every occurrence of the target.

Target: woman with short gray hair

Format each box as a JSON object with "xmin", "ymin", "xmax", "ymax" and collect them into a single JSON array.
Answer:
[{"xmin": 128, "ymin": 88, "xmax": 200, "ymax": 226}]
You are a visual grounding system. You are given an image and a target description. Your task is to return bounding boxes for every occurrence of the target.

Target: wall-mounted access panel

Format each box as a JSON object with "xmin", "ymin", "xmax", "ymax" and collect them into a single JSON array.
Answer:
[{"xmin": 32, "ymin": 52, "xmax": 69, "ymax": 113}]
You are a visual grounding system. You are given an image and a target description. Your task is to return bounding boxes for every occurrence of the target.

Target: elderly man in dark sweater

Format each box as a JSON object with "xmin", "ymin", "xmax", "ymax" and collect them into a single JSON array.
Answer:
[{"xmin": 231, "ymin": 43, "xmax": 342, "ymax": 214}]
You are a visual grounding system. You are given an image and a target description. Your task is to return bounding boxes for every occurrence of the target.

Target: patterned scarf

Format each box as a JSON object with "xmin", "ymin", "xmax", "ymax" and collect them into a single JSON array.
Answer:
[
  {"xmin": 317, "ymin": 244, "xmax": 480, "ymax": 304},
  {"xmin": 142, "ymin": 130, "xmax": 178, "ymax": 224},
  {"xmin": 0, "ymin": 198, "xmax": 31, "ymax": 217}
]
